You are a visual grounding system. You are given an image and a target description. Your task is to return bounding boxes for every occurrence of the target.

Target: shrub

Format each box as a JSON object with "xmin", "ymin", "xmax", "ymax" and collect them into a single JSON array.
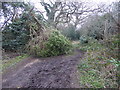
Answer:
[
  {"xmin": 79, "ymin": 35, "xmax": 90, "ymax": 44},
  {"xmin": 27, "ymin": 30, "xmax": 72, "ymax": 57},
  {"xmin": 61, "ymin": 24, "xmax": 80, "ymax": 40},
  {"xmin": 2, "ymin": 19, "xmax": 30, "ymax": 51}
]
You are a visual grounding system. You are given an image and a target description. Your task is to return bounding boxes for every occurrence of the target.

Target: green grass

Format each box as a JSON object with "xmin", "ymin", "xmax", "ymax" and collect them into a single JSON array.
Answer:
[
  {"xmin": 77, "ymin": 36, "xmax": 119, "ymax": 88},
  {"xmin": 2, "ymin": 54, "xmax": 28, "ymax": 71},
  {"xmin": 78, "ymin": 70, "xmax": 104, "ymax": 88}
]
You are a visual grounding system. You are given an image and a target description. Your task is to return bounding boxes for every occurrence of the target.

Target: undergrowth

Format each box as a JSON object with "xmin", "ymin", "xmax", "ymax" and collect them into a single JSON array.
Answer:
[
  {"xmin": 78, "ymin": 35, "xmax": 119, "ymax": 88},
  {"xmin": 28, "ymin": 30, "xmax": 72, "ymax": 57}
]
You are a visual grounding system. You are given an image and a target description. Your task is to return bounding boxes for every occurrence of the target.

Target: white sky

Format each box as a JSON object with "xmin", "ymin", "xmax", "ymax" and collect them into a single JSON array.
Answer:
[
  {"xmin": 22, "ymin": 0, "xmax": 119, "ymax": 21},
  {"xmin": 28, "ymin": 0, "xmax": 118, "ymax": 4},
  {"xmin": 28, "ymin": 0, "xmax": 118, "ymax": 17},
  {"xmin": 27, "ymin": 0, "xmax": 118, "ymax": 12}
]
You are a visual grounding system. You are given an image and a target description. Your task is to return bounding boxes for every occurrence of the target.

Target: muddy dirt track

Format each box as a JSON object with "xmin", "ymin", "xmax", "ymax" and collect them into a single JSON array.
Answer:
[{"xmin": 2, "ymin": 50, "xmax": 84, "ymax": 88}]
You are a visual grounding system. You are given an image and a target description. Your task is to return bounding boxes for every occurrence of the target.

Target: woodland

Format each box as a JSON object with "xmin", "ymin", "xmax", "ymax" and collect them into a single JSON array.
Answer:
[{"xmin": 1, "ymin": 0, "xmax": 120, "ymax": 88}]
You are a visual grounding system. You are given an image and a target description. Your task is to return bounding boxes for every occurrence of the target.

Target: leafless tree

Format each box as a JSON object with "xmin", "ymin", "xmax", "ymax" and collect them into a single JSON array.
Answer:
[{"xmin": 40, "ymin": 0, "xmax": 102, "ymax": 29}]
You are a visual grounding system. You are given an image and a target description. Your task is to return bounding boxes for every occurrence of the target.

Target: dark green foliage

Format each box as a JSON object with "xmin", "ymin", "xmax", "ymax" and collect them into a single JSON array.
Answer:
[
  {"xmin": 79, "ymin": 35, "xmax": 89, "ymax": 44},
  {"xmin": 61, "ymin": 24, "xmax": 80, "ymax": 40},
  {"xmin": 2, "ymin": 18, "xmax": 30, "ymax": 51},
  {"xmin": 29, "ymin": 30, "xmax": 72, "ymax": 57},
  {"xmin": 45, "ymin": 30, "xmax": 72, "ymax": 56},
  {"xmin": 2, "ymin": 2, "xmax": 26, "ymax": 17}
]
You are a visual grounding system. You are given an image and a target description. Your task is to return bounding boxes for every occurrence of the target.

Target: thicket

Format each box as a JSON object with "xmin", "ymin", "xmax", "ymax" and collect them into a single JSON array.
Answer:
[
  {"xmin": 2, "ymin": 6, "xmax": 72, "ymax": 57},
  {"xmin": 27, "ymin": 29, "xmax": 72, "ymax": 57}
]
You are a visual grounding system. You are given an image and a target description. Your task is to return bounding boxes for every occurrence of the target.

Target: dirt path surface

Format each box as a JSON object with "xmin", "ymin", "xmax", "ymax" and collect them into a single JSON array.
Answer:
[{"xmin": 2, "ymin": 50, "xmax": 84, "ymax": 88}]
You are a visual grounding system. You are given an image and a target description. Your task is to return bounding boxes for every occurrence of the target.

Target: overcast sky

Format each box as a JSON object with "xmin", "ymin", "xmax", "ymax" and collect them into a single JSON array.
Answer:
[
  {"xmin": 28, "ymin": 0, "xmax": 118, "ymax": 11},
  {"xmin": 28, "ymin": 0, "xmax": 118, "ymax": 4}
]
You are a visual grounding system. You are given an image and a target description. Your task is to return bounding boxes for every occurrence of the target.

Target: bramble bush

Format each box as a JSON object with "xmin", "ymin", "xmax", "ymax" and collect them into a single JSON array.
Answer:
[{"xmin": 28, "ymin": 30, "xmax": 72, "ymax": 57}]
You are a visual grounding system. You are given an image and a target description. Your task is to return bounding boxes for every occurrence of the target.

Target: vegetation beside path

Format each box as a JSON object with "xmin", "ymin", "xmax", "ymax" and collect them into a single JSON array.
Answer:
[
  {"xmin": 77, "ymin": 35, "xmax": 120, "ymax": 88},
  {"xmin": 2, "ymin": 54, "xmax": 28, "ymax": 71}
]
